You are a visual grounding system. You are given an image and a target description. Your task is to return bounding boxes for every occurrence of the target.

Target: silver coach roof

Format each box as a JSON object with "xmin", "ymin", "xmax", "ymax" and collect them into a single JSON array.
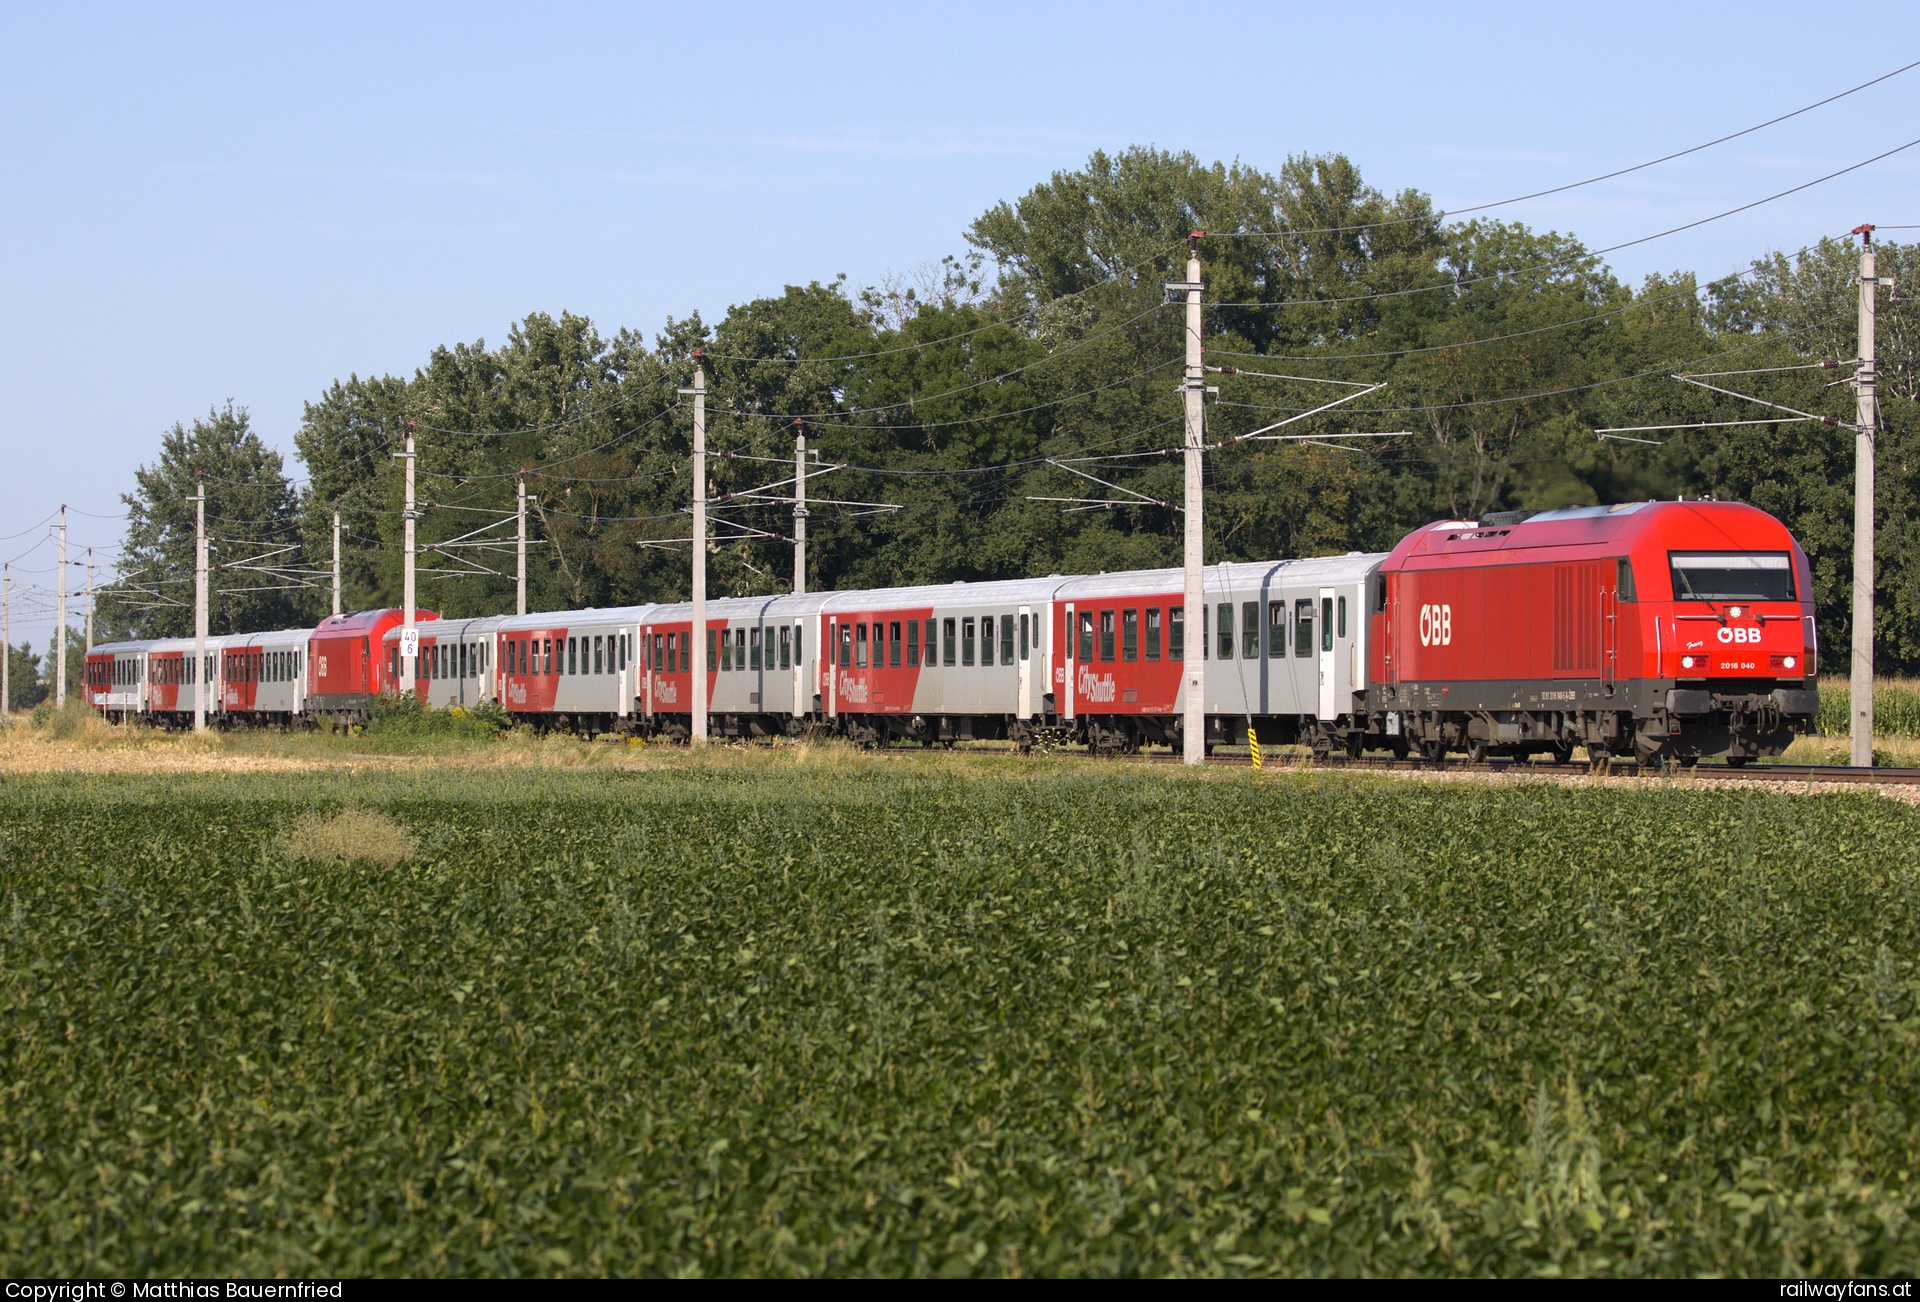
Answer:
[
  {"xmin": 495, "ymin": 605, "xmax": 657, "ymax": 634},
  {"xmin": 1055, "ymin": 555, "xmax": 1387, "ymax": 600}
]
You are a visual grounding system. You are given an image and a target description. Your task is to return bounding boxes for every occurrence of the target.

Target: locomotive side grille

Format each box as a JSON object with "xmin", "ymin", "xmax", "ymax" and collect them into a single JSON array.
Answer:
[{"xmin": 1553, "ymin": 564, "xmax": 1601, "ymax": 674}]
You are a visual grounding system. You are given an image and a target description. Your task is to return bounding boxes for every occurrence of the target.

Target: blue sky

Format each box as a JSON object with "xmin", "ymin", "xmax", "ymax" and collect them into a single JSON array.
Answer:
[{"xmin": 3, "ymin": 1, "xmax": 1918, "ymax": 648}]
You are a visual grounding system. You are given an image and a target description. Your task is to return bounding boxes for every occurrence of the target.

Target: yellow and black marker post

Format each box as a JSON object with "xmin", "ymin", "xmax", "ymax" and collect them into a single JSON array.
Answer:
[{"xmin": 1248, "ymin": 726, "xmax": 1261, "ymax": 770}]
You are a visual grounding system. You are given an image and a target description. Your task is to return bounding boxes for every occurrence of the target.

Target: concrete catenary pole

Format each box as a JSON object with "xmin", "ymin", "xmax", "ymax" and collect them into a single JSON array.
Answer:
[
  {"xmin": 691, "ymin": 354, "xmax": 708, "ymax": 745},
  {"xmin": 193, "ymin": 478, "xmax": 207, "ymax": 732},
  {"xmin": 54, "ymin": 506, "xmax": 66, "ymax": 709},
  {"xmin": 331, "ymin": 508, "xmax": 342, "ymax": 617},
  {"xmin": 793, "ymin": 419, "xmax": 808, "ymax": 596},
  {"xmin": 401, "ymin": 426, "xmax": 418, "ymax": 691},
  {"xmin": 1851, "ymin": 225, "xmax": 1882, "ymax": 768},
  {"xmin": 516, "ymin": 474, "xmax": 528, "ymax": 616},
  {"xmin": 1180, "ymin": 235, "xmax": 1207, "ymax": 766}
]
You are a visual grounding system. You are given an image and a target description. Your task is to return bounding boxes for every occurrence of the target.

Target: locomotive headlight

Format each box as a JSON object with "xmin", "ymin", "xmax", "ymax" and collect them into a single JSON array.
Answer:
[
  {"xmin": 1681, "ymin": 655, "xmax": 1697, "ymax": 669},
  {"xmin": 1783, "ymin": 655, "xmax": 1797, "ymax": 670}
]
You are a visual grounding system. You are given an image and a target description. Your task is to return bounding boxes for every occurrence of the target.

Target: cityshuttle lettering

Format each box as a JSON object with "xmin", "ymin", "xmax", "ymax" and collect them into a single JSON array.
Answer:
[{"xmin": 1077, "ymin": 667, "xmax": 1116, "ymax": 703}]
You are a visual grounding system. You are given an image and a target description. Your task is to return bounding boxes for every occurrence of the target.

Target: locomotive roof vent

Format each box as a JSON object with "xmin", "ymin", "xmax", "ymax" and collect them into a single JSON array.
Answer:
[{"xmin": 1476, "ymin": 509, "xmax": 1538, "ymax": 527}]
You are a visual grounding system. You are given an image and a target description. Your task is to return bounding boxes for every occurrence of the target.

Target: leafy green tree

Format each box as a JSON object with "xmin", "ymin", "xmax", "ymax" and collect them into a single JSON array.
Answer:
[
  {"xmin": 5, "ymin": 641, "xmax": 46, "ymax": 711},
  {"xmin": 96, "ymin": 405, "xmax": 308, "ymax": 638}
]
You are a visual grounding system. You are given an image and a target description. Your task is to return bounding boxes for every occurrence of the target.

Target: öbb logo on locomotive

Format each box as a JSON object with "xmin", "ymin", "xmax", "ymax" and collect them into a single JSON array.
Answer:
[
  {"xmin": 81, "ymin": 501, "xmax": 1819, "ymax": 765},
  {"xmin": 1417, "ymin": 603, "xmax": 1453, "ymax": 647}
]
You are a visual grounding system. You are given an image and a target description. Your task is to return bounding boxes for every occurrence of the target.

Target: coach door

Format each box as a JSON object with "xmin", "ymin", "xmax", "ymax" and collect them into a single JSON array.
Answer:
[
  {"xmin": 1318, "ymin": 587, "xmax": 1338, "ymax": 720},
  {"xmin": 1017, "ymin": 605, "xmax": 1034, "ymax": 719},
  {"xmin": 793, "ymin": 618, "xmax": 807, "ymax": 717},
  {"xmin": 1062, "ymin": 603, "xmax": 1076, "ymax": 720},
  {"xmin": 827, "ymin": 616, "xmax": 839, "ymax": 718}
]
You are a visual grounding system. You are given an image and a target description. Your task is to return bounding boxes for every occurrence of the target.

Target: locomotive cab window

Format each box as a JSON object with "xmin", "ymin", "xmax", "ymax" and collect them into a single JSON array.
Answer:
[
  {"xmin": 1616, "ymin": 557, "xmax": 1638, "ymax": 602},
  {"xmin": 1295, "ymin": 599, "xmax": 1314, "ymax": 658},
  {"xmin": 1669, "ymin": 552, "xmax": 1794, "ymax": 602}
]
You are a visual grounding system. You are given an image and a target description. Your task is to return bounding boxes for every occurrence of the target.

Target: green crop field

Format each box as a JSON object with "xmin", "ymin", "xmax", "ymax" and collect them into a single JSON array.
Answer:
[{"xmin": 2, "ymin": 757, "xmax": 1918, "ymax": 1276}]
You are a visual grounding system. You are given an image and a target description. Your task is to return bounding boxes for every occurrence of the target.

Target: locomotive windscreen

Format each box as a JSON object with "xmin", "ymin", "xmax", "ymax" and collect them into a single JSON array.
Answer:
[{"xmin": 1668, "ymin": 552, "xmax": 1796, "ymax": 602}]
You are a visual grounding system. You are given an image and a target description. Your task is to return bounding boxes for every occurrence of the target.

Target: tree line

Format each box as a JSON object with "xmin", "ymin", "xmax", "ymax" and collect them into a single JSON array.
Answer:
[{"xmin": 92, "ymin": 147, "xmax": 1920, "ymax": 673}]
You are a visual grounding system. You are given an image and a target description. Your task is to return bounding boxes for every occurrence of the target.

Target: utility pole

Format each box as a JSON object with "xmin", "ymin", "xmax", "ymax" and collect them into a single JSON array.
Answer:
[
  {"xmin": 793, "ymin": 419, "xmax": 808, "ymax": 596},
  {"xmin": 516, "ymin": 474, "xmax": 528, "ymax": 616},
  {"xmin": 193, "ymin": 478, "xmax": 207, "ymax": 732},
  {"xmin": 1176, "ymin": 234, "xmax": 1207, "ymax": 766},
  {"xmin": 331, "ymin": 507, "xmax": 341, "ymax": 617},
  {"xmin": 54, "ymin": 506, "xmax": 66, "ymax": 710},
  {"xmin": 399, "ymin": 425, "xmax": 418, "ymax": 691},
  {"xmin": 84, "ymin": 549, "xmax": 94, "ymax": 658},
  {"xmin": 2, "ymin": 564, "xmax": 10, "ymax": 725},
  {"xmin": 690, "ymin": 355, "xmax": 708, "ymax": 745},
  {"xmin": 1852, "ymin": 224, "xmax": 1885, "ymax": 767}
]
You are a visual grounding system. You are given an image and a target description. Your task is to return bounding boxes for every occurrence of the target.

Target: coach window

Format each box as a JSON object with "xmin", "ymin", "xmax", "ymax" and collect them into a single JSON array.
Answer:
[
  {"xmin": 1295, "ymin": 599, "xmax": 1315, "ymax": 658},
  {"xmin": 1268, "ymin": 602, "xmax": 1285, "ymax": 660},
  {"xmin": 778, "ymin": 626, "xmax": 791, "ymax": 670},
  {"xmin": 855, "ymin": 623, "xmax": 868, "ymax": 668},
  {"xmin": 962, "ymin": 618, "xmax": 976, "ymax": 666},
  {"xmin": 981, "ymin": 617, "xmax": 994, "ymax": 666},
  {"xmin": 1144, "ymin": 608, "xmax": 1161, "ymax": 661},
  {"xmin": 724, "ymin": 629, "xmax": 736, "ymax": 672},
  {"xmin": 870, "ymin": 622, "xmax": 883, "ymax": 668},
  {"xmin": 705, "ymin": 629, "xmax": 716, "ymax": 673},
  {"xmin": 841, "ymin": 623, "xmax": 855, "ymax": 669},
  {"xmin": 1000, "ymin": 614, "xmax": 1014, "ymax": 665},
  {"xmin": 1078, "ymin": 610, "xmax": 1094, "ymax": 663},
  {"xmin": 924, "ymin": 619, "xmax": 937, "ymax": 668},
  {"xmin": 889, "ymin": 621, "xmax": 902, "ymax": 668},
  {"xmin": 943, "ymin": 618, "xmax": 957, "ymax": 667},
  {"xmin": 1337, "ymin": 596, "xmax": 1348, "ymax": 639},
  {"xmin": 588, "ymin": 637, "xmax": 599, "ymax": 675},
  {"xmin": 906, "ymin": 619, "xmax": 920, "ymax": 667},
  {"xmin": 1321, "ymin": 598, "xmax": 1334, "ymax": 652},
  {"xmin": 1216, "ymin": 603, "xmax": 1233, "ymax": 661},
  {"xmin": 1242, "ymin": 602, "xmax": 1260, "ymax": 659},
  {"xmin": 751, "ymin": 627, "xmax": 763, "ymax": 671},
  {"xmin": 1099, "ymin": 610, "xmax": 1115, "ymax": 662},
  {"xmin": 1169, "ymin": 606, "xmax": 1183, "ymax": 661},
  {"xmin": 1122, "ymin": 608, "xmax": 1138, "ymax": 662}
]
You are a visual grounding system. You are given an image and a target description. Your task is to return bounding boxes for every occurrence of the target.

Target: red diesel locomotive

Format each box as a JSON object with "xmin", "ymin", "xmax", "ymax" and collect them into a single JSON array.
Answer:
[{"xmin": 1368, "ymin": 501, "xmax": 1817, "ymax": 764}]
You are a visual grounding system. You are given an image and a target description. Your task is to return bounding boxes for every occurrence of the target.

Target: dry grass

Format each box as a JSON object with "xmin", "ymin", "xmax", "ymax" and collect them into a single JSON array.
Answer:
[{"xmin": 282, "ymin": 808, "xmax": 417, "ymax": 866}]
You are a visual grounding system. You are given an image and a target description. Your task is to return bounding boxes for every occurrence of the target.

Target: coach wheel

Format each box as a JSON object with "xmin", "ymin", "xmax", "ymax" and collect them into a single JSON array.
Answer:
[
  {"xmin": 1725, "ymin": 755, "xmax": 1752, "ymax": 768},
  {"xmin": 1466, "ymin": 741, "xmax": 1489, "ymax": 764},
  {"xmin": 1418, "ymin": 739, "xmax": 1447, "ymax": 766},
  {"xmin": 1549, "ymin": 741, "xmax": 1574, "ymax": 766}
]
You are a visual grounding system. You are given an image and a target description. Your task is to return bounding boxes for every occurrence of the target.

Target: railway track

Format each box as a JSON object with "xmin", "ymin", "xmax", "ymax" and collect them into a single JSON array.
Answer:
[{"xmin": 896, "ymin": 742, "xmax": 1920, "ymax": 785}]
